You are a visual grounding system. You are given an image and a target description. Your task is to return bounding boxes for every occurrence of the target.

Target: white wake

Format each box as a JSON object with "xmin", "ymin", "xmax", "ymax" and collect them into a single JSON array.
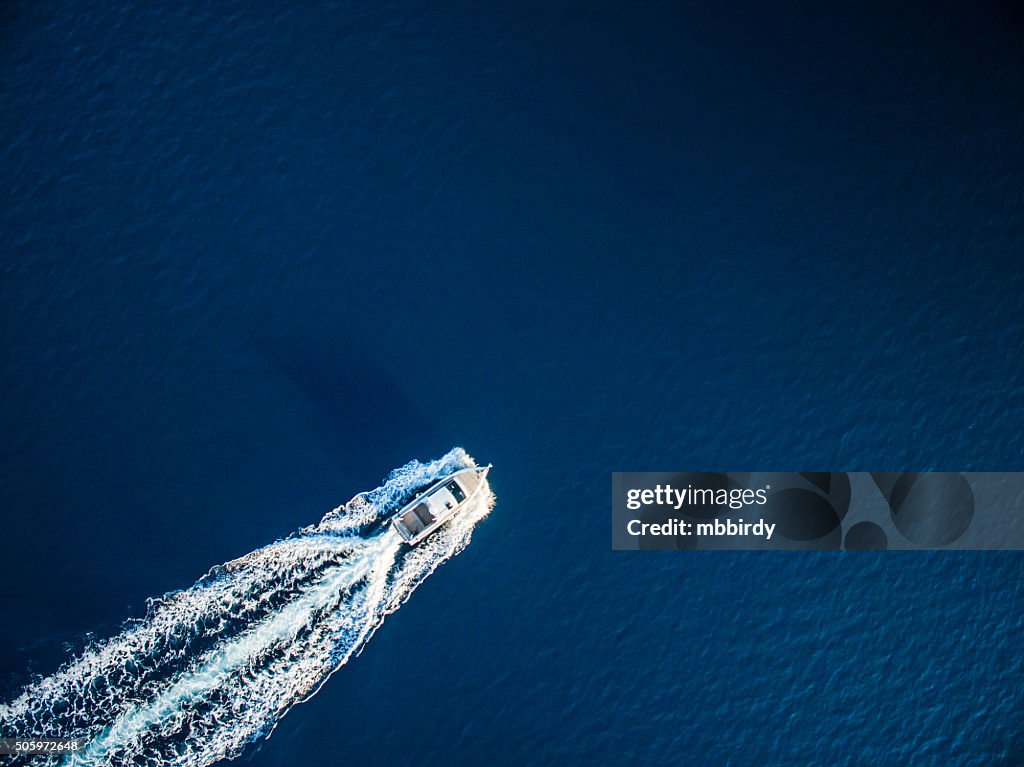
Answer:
[{"xmin": 0, "ymin": 448, "xmax": 494, "ymax": 767}]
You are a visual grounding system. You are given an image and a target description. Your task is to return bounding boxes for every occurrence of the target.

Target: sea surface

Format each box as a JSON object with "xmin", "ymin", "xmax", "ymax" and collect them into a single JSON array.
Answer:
[{"xmin": 2, "ymin": 2, "xmax": 1023, "ymax": 765}]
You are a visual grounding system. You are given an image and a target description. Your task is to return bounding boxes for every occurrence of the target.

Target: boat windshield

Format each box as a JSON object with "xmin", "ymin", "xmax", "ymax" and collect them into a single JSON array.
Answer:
[{"xmin": 446, "ymin": 480, "xmax": 466, "ymax": 504}]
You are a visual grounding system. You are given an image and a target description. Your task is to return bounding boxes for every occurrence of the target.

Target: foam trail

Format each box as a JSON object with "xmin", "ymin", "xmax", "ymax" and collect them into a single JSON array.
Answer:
[{"xmin": 0, "ymin": 448, "xmax": 494, "ymax": 767}]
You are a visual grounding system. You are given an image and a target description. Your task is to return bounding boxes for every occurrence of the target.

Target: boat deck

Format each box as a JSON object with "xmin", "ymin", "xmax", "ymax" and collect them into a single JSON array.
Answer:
[{"xmin": 398, "ymin": 503, "xmax": 434, "ymax": 537}]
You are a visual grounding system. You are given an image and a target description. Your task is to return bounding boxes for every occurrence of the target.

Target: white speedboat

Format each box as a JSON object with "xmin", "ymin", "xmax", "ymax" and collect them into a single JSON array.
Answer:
[{"xmin": 391, "ymin": 465, "xmax": 491, "ymax": 545}]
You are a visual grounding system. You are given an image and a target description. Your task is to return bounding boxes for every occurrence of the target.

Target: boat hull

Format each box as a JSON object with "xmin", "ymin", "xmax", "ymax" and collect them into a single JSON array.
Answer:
[{"xmin": 390, "ymin": 465, "xmax": 490, "ymax": 545}]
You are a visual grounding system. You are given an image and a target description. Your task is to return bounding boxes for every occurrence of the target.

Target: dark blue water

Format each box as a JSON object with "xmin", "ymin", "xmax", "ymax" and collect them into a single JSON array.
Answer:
[{"xmin": 2, "ymin": 2, "xmax": 1023, "ymax": 764}]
